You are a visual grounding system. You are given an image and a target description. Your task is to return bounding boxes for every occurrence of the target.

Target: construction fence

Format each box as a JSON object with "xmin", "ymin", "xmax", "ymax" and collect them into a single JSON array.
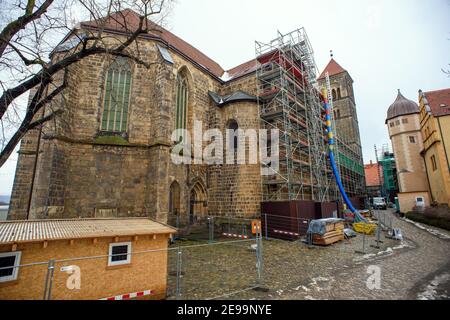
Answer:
[{"xmin": 0, "ymin": 233, "xmax": 263, "ymax": 300}]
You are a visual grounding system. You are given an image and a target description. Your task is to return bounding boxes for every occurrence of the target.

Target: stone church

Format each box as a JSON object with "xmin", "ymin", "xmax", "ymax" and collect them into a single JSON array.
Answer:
[{"xmin": 8, "ymin": 9, "xmax": 365, "ymax": 224}]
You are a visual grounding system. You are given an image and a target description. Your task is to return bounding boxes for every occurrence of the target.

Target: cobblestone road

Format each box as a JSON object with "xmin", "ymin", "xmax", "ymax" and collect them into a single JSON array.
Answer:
[
  {"xmin": 277, "ymin": 210, "xmax": 450, "ymax": 300},
  {"xmin": 169, "ymin": 210, "xmax": 450, "ymax": 300}
]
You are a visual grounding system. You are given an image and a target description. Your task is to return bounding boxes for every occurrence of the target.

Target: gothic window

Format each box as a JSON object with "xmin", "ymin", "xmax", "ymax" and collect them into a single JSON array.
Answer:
[
  {"xmin": 101, "ymin": 57, "xmax": 132, "ymax": 132},
  {"xmin": 337, "ymin": 88, "xmax": 341, "ymax": 99},
  {"xmin": 176, "ymin": 74, "xmax": 188, "ymax": 130},
  {"xmin": 332, "ymin": 89, "xmax": 337, "ymax": 101}
]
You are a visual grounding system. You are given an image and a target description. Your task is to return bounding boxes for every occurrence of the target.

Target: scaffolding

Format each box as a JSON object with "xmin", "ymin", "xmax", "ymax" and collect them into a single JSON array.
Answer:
[{"xmin": 256, "ymin": 29, "xmax": 331, "ymax": 202}]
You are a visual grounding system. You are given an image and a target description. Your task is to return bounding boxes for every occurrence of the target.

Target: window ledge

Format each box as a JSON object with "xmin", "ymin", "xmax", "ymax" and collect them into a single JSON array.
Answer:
[{"xmin": 106, "ymin": 263, "xmax": 133, "ymax": 271}]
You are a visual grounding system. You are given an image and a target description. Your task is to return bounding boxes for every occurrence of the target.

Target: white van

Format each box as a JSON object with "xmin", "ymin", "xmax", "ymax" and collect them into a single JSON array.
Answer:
[{"xmin": 373, "ymin": 197, "xmax": 387, "ymax": 210}]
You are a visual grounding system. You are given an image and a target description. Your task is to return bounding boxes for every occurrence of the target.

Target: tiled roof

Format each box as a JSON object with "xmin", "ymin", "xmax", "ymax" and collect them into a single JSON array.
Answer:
[
  {"xmin": 318, "ymin": 58, "xmax": 347, "ymax": 80},
  {"xmin": 226, "ymin": 59, "xmax": 258, "ymax": 80},
  {"xmin": 364, "ymin": 163, "xmax": 383, "ymax": 187},
  {"xmin": 81, "ymin": 9, "xmax": 225, "ymax": 78},
  {"xmin": 0, "ymin": 218, "xmax": 176, "ymax": 244},
  {"xmin": 424, "ymin": 88, "xmax": 450, "ymax": 117}
]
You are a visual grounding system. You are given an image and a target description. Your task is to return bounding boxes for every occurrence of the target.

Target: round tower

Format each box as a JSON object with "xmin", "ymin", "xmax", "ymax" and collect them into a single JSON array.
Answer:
[{"xmin": 386, "ymin": 90, "xmax": 430, "ymax": 213}]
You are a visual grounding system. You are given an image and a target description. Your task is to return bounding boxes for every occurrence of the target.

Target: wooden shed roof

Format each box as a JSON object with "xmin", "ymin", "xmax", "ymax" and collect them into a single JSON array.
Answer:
[{"xmin": 0, "ymin": 218, "xmax": 176, "ymax": 245}]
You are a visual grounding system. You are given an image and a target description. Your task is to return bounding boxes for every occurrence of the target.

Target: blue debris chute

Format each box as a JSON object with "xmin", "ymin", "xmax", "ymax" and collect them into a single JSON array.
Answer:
[{"xmin": 323, "ymin": 91, "xmax": 367, "ymax": 223}]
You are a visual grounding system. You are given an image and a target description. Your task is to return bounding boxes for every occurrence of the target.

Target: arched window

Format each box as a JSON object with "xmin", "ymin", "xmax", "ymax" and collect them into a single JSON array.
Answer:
[
  {"xmin": 337, "ymin": 88, "xmax": 342, "ymax": 99},
  {"xmin": 227, "ymin": 120, "xmax": 239, "ymax": 152},
  {"xmin": 332, "ymin": 89, "xmax": 337, "ymax": 101},
  {"xmin": 101, "ymin": 57, "xmax": 132, "ymax": 132},
  {"xmin": 176, "ymin": 74, "xmax": 188, "ymax": 130}
]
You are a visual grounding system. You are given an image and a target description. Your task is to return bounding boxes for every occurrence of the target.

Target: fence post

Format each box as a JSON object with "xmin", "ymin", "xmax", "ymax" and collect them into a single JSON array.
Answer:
[
  {"xmin": 175, "ymin": 247, "xmax": 183, "ymax": 300},
  {"xmin": 256, "ymin": 227, "xmax": 264, "ymax": 287},
  {"xmin": 208, "ymin": 216, "xmax": 214, "ymax": 243},
  {"xmin": 43, "ymin": 259, "xmax": 55, "ymax": 300}
]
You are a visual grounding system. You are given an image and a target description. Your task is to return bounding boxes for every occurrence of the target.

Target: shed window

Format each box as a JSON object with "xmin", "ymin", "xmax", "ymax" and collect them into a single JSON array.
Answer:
[
  {"xmin": 101, "ymin": 57, "xmax": 132, "ymax": 133},
  {"xmin": 0, "ymin": 252, "xmax": 21, "ymax": 282},
  {"xmin": 108, "ymin": 242, "xmax": 131, "ymax": 266}
]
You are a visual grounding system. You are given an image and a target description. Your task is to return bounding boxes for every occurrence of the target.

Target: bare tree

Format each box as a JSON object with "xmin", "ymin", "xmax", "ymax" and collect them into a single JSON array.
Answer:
[{"xmin": 0, "ymin": 0, "xmax": 172, "ymax": 168}]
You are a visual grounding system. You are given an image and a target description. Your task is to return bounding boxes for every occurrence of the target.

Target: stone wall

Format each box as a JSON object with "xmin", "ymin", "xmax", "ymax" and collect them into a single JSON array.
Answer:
[{"xmin": 8, "ymin": 33, "xmax": 263, "ymax": 223}]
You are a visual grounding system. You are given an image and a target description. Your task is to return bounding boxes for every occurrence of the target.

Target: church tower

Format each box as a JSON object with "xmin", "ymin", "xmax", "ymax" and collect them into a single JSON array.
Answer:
[
  {"xmin": 318, "ymin": 57, "xmax": 362, "ymax": 158},
  {"xmin": 318, "ymin": 56, "xmax": 365, "ymax": 199}
]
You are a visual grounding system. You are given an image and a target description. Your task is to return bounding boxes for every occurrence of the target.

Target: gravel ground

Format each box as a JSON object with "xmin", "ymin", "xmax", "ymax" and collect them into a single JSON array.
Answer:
[{"xmin": 164, "ymin": 210, "xmax": 448, "ymax": 300}]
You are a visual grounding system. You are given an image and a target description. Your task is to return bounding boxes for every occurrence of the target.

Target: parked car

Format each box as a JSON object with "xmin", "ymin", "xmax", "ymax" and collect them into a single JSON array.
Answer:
[{"xmin": 372, "ymin": 197, "xmax": 387, "ymax": 210}]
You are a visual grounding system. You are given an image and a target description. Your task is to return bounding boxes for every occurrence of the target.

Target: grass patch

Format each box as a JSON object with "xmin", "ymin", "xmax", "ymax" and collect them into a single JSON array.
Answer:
[{"xmin": 406, "ymin": 211, "xmax": 450, "ymax": 231}]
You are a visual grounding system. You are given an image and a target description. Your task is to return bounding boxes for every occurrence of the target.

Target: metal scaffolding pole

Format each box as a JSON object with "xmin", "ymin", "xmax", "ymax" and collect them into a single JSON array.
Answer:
[{"xmin": 256, "ymin": 28, "xmax": 331, "ymax": 202}]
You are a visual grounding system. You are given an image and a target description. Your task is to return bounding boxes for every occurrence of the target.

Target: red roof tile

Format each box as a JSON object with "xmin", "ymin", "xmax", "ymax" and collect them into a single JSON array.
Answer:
[
  {"xmin": 424, "ymin": 88, "xmax": 450, "ymax": 117},
  {"xmin": 226, "ymin": 59, "xmax": 258, "ymax": 79},
  {"xmin": 364, "ymin": 162, "xmax": 383, "ymax": 187},
  {"xmin": 81, "ymin": 9, "xmax": 225, "ymax": 78},
  {"xmin": 318, "ymin": 58, "xmax": 346, "ymax": 80}
]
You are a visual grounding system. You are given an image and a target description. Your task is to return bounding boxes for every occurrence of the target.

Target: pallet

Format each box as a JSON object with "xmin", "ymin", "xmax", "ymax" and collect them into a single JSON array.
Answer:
[
  {"xmin": 312, "ymin": 229, "xmax": 345, "ymax": 246},
  {"xmin": 313, "ymin": 234, "xmax": 344, "ymax": 246}
]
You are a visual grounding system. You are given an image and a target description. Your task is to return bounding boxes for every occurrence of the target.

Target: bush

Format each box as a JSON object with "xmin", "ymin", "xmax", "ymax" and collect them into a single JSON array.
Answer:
[{"xmin": 406, "ymin": 206, "xmax": 450, "ymax": 231}]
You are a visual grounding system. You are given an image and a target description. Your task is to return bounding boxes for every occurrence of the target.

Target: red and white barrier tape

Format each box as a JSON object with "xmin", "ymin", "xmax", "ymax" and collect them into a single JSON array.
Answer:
[
  {"xmin": 273, "ymin": 229, "xmax": 300, "ymax": 236},
  {"xmin": 222, "ymin": 233, "xmax": 249, "ymax": 239},
  {"xmin": 100, "ymin": 290, "xmax": 153, "ymax": 301}
]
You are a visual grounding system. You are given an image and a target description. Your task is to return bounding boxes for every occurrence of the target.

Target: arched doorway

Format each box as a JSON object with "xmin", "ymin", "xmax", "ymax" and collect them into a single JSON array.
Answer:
[
  {"xmin": 189, "ymin": 182, "xmax": 207, "ymax": 224},
  {"xmin": 169, "ymin": 181, "xmax": 181, "ymax": 226}
]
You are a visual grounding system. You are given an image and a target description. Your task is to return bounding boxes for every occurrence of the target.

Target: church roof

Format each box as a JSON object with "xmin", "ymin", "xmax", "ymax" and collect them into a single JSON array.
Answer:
[
  {"xmin": 386, "ymin": 90, "xmax": 419, "ymax": 121},
  {"xmin": 74, "ymin": 9, "xmax": 256, "ymax": 82},
  {"xmin": 318, "ymin": 58, "xmax": 347, "ymax": 80},
  {"xmin": 208, "ymin": 90, "xmax": 257, "ymax": 107},
  {"xmin": 79, "ymin": 9, "xmax": 225, "ymax": 78}
]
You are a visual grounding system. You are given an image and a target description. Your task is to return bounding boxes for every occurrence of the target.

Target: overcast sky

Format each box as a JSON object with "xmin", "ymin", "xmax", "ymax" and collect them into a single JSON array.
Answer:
[{"xmin": 0, "ymin": 0, "xmax": 449, "ymax": 196}]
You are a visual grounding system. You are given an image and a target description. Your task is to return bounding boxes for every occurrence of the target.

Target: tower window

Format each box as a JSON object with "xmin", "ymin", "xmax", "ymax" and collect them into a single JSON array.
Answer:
[
  {"xmin": 402, "ymin": 118, "xmax": 408, "ymax": 124},
  {"xmin": 430, "ymin": 155, "xmax": 437, "ymax": 171},
  {"xmin": 101, "ymin": 57, "xmax": 132, "ymax": 133},
  {"xmin": 409, "ymin": 136, "xmax": 416, "ymax": 144}
]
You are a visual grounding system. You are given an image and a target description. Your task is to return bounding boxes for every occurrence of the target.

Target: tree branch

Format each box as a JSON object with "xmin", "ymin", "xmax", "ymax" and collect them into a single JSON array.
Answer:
[{"xmin": 0, "ymin": 0, "xmax": 54, "ymax": 58}]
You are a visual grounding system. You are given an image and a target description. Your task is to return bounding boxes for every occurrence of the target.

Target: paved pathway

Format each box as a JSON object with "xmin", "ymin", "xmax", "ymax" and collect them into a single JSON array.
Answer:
[{"xmin": 279, "ymin": 210, "xmax": 450, "ymax": 300}]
